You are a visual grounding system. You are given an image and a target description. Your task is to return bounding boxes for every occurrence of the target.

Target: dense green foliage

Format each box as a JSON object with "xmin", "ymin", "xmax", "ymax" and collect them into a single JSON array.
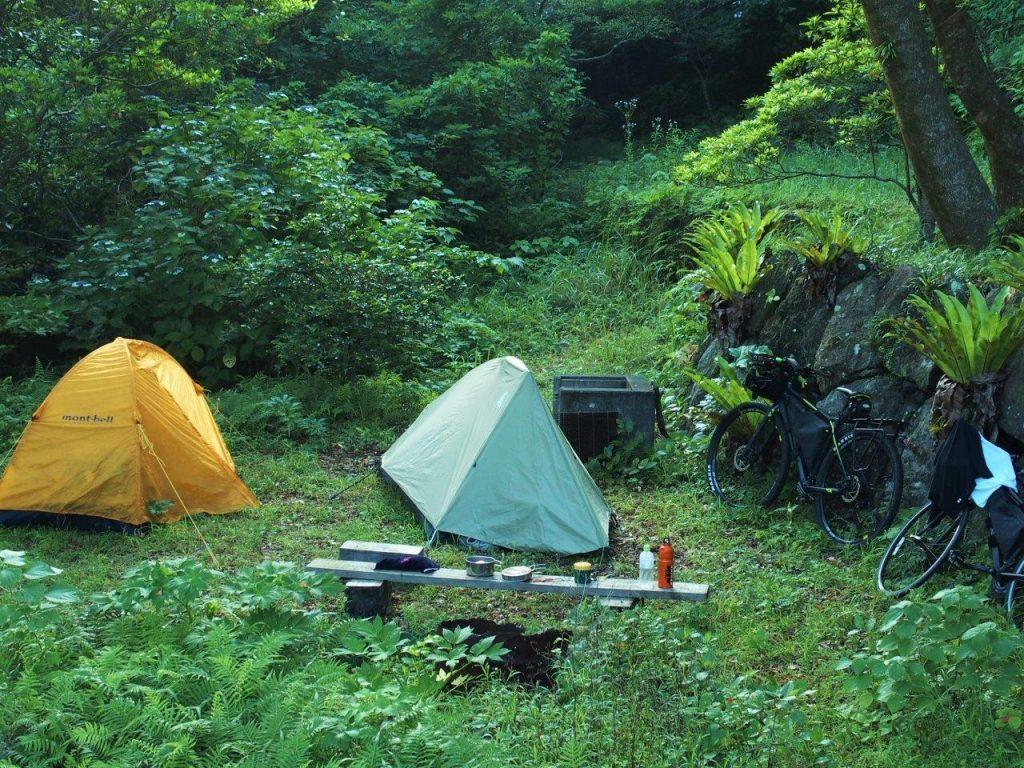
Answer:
[
  {"xmin": 676, "ymin": 1, "xmax": 896, "ymax": 188},
  {"xmin": 4, "ymin": 0, "xmax": 1024, "ymax": 765},
  {"xmin": 57, "ymin": 95, "xmax": 482, "ymax": 379},
  {"xmin": 0, "ymin": 0, "xmax": 838, "ymax": 379},
  {"xmin": 0, "ymin": 0, "xmax": 581, "ymax": 377},
  {"xmin": 0, "ymin": 554, "xmax": 508, "ymax": 768},
  {"xmin": 840, "ymin": 587, "xmax": 1024, "ymax": 738}
]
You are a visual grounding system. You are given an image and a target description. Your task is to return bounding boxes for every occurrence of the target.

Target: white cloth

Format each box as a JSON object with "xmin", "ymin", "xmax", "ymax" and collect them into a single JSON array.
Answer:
[{"xmin": 972, "ymin": 436, "xmax": 1018, "ymax": 507}]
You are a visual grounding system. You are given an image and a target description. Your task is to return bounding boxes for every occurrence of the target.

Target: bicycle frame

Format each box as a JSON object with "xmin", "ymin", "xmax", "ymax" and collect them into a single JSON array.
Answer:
[
  {"xmin": 746, "ymin": 385, "xmax": 905, "ymax": 499},
  {"xmin": 944, "ymin": 506, "xmax": 1024, "ymax": 583},
  {"xmin": 768, "ymin": 396, "xmax": 843, "ymax": 496},
  {"xmin": 746, "ymin": 381, "xmax": 861, "ymax": 498}
]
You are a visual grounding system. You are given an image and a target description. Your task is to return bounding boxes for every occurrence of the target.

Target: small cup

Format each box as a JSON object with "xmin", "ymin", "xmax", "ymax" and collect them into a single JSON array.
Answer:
[{"xmin": 573, "ymin": 561, "xmax": 594, "ymax": 585}]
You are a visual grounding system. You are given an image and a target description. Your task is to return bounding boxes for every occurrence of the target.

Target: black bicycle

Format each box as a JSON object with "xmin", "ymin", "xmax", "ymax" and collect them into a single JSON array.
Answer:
[
  {"xmin": 878, "ymin": 491, "xmax": 1024, "ymax": 626},
  {"xmin": 705, "ymin": 354, "xmax": 905, "ymax": 545}
]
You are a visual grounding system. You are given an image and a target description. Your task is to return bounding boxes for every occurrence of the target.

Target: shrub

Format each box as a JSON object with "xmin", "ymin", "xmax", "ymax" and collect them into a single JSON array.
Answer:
[
  {"xmin": 0, "ymin": 0, "xmax": 315, "ymax": 284},
  {"xmin": 585, "ymin": 178, "xmax": 698, "ymax": 263},
  {"xmin": 674, "ymin": 3, "xmax": 905, "ymax": 206},
  {"xmin": 0, "ymin": 549, "xmax": 77, "ymax": 649},
  {"xmin": 588, "ymin": 430, "xmax": 706, "ymax": 488},
  {"xmin": 0, "ymin": 556, "xmax": 506, "ymax": 768},
  {"xmin": 49, "ymin": 94, "xmax": 480, "ymax": 382},
  {"xmin": 378, "ymin": 31, "xmax": 584, "ymax": 244},
  {"xmin": 838, "ymin": 587, "xmax": 1024, "ymax": 737},
  {"xmin": 256, "ymin": 395, "xmax": 328, "ymax": 442}
]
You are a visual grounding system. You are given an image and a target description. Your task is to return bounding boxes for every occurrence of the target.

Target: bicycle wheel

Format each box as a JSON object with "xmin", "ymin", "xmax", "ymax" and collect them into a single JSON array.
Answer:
[
  {"xmin": 1005, "ymin": 555, "xmax": 1024, "ymax": 629},
  {"xmin": 877, "ymin": 503, "xmax": 966, "ymax": 597},
  {"xmin": 814, "ymin": 429, "xmax": 903, "ymax": 545},
  {"xmin": 707, "ymin": 402, "xmax": 790, "ymax": 507}
]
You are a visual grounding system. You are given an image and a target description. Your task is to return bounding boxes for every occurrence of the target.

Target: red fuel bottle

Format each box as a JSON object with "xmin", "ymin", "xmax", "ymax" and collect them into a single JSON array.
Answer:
[{"xmin": 657, "ymin": 539, "xmax": 674, "ymax": 589}]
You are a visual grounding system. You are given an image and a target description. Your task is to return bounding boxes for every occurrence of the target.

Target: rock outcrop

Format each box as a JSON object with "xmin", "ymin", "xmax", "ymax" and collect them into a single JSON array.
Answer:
[{"xmin": 688, "ymin": 259, "xmax": 1024, "ymax": 505}]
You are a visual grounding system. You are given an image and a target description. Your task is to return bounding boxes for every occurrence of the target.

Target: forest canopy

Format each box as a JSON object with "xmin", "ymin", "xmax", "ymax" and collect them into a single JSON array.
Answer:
[{"xmin": 1, "ymin": 0, "xmax": 1021, "ymax": 379}]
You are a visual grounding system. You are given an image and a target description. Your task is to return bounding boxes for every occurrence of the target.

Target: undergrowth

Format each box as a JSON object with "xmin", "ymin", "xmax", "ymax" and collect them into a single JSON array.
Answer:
[
  {"xmin": 1, "ymin": 141, "xmax": 1022, "ymax": 768},
  {"xmin": 0, "ymin": 555, "xmax": 506, "ymax": 768}
]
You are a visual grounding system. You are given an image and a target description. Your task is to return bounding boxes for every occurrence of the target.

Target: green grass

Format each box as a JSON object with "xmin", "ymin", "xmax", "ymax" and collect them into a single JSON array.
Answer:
[{"xmin": 2, "ymin": 147, "xmax": 1022, "ymax": 766}]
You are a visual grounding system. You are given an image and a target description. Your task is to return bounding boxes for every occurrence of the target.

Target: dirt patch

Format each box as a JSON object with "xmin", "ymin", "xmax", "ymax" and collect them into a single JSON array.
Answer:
[{"xmin": 436, "ymin": 618, "xmax": 570, "ymax": 687}]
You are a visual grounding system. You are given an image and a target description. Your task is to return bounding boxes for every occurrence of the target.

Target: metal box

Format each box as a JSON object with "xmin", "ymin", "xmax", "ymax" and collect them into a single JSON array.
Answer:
[{"xmin": 552, "ymin": 375, "xmax": 658, "ymax": 461}]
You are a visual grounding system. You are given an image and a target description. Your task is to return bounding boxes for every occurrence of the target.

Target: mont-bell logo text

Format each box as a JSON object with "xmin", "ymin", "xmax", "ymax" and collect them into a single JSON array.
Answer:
[{"xmin": 61, "ymin": 414, "xmax": 114, "ymax": 424}]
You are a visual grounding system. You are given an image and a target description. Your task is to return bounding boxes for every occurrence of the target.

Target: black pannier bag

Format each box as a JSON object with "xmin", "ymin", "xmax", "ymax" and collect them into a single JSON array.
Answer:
[
  {"xmin": 986, "ymin": 486, "xmax": 1024, "ymax": 564},
  {"xmin": 782, "ymin": 390, "xmax": 834, "ymax": 473},
  {"xmin": 746, "ymin": 355, "xmax": 821, "ymax": 402},
  {"xmin": 746, "ymin": 360, "xmax": 790, "ymax": 401},
  {"xmin": 837, "ymin": 390, "xmax": 872, "ymax": 421}
]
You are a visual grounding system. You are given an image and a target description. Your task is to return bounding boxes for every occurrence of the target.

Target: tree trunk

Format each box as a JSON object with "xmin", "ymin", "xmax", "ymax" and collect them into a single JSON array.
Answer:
[
  {"xmin": 923, "ymin": 0, "xmax": 1024, "ymax": 211},
  {"xmin": 860, "ymin": 0, "xmax": 998, "ymax": 250},
  {"xmin": 690, "ymin": 56, "xmax": 716, "ymax": 127}
]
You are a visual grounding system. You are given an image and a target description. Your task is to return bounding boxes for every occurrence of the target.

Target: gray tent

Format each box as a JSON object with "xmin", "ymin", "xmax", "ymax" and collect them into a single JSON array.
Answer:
[{"xmin": 381, "ymin": 357, "xmax": 610, "ymax": 554}]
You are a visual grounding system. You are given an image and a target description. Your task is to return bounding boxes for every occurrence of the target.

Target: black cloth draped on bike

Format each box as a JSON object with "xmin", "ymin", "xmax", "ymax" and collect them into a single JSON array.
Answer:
[
  {"xmin": 928, "ymin": 419, "xmax": 1024, "ymax": 562},
  {"xmin": 928, "ymin": 420, "xmax": 991, "ymax": 523},
  {"xmin": 986, "ymin": 487, "xmax": 1024, "ymax": 564}
]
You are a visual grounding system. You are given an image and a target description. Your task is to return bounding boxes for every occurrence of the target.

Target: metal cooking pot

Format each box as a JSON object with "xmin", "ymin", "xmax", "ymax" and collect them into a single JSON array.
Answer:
[
  {"xmin": 500, "ymin": 564, "xmax": 546, "ymax": 582},
  {"xmin": 466, "ymin": 555, "xmax": 500, "ymax": 577}
]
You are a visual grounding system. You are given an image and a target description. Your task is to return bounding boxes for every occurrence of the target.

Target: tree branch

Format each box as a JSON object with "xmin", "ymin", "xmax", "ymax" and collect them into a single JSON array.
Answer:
[{"xmin": 569, "ymin": 39, "xmax": 636, "ymax": 64}]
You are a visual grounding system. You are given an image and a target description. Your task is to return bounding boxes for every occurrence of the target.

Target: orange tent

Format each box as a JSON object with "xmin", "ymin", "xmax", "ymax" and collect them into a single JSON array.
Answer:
[{"xmin": 0, "ymin": 338, "xmax": 257, "ymax": 527}]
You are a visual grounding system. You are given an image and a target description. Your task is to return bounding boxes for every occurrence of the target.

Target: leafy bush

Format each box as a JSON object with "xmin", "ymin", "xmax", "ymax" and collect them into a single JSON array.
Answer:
[
  {"xmin": 588, "ymin": 430, "xmax": 706, "ymax": 488},
  {"xmin": 838, "ymin": 587, "xmax": 1024, "ymax": 736},
  {"xmin": 389, "ymin": 31, "xmax": 584, "ymax": 244},
  {"xmin": 584, "ymin": 173, "xmax": 699, "ymax": 263},
  {"xmin": 48, "ymin": 94, "xmax": 480, "ymax": 381},
  {"xmin": 0, "ymin": 556, "xmax": 506, "ymax": 768},
  {"xmin": 0, "ymin": 549, "xmax": 77, "ymax": 644},
  {"xmin": 311, "ymin": 16, "xmax": 584, "ymax": 244},
  {"xmin": 0, "ymin": 369, "xmax": 54, "ymax": 451},
  {"xmin": 0, "ymin": 0, "xmax": 315, "ymax": 281},
  {"xmin": 255, "ymin": 395, "xmax": 328, "ymax": 443},
  {"xmin": 684, "ymin": 356, "xmax": 755, "ymax": 417},
  {"xmin": 884, "ymin": 285, "xmax": 1024, "ymax": 385},
  {"xmin": 676, "ymin": 2, "xmax": 896, "ymax": 190}
]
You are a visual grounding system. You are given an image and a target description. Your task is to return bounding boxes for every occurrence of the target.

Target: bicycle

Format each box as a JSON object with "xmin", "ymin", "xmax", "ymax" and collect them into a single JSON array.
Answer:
[
  {"xmin": 878, "ymin": 489, "xmax": 1024, "ymax": 626},
  {"xmin": 705, "ymin": 354, "xmax": 905, "ymax": 545}
]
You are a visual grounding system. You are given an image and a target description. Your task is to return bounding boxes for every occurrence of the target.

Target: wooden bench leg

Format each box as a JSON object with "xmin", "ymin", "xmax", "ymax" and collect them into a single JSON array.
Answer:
[
  {"xmin": 344, "ymin": 579, "xmax": 392, "ymax": 618},
  {"xmin": 598, "ymin": 596, "xmax": 639, "ymax": 610}
]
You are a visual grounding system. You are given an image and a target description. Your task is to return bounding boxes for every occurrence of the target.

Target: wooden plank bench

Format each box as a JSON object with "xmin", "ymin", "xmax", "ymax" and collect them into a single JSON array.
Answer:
[
  {"xmin": 309, "ymin": 542, "xmax": 709, "ymax": 616},
  {"xmin": 332, "ymin": 541, "xmax": 428, "ymax": 618}
]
